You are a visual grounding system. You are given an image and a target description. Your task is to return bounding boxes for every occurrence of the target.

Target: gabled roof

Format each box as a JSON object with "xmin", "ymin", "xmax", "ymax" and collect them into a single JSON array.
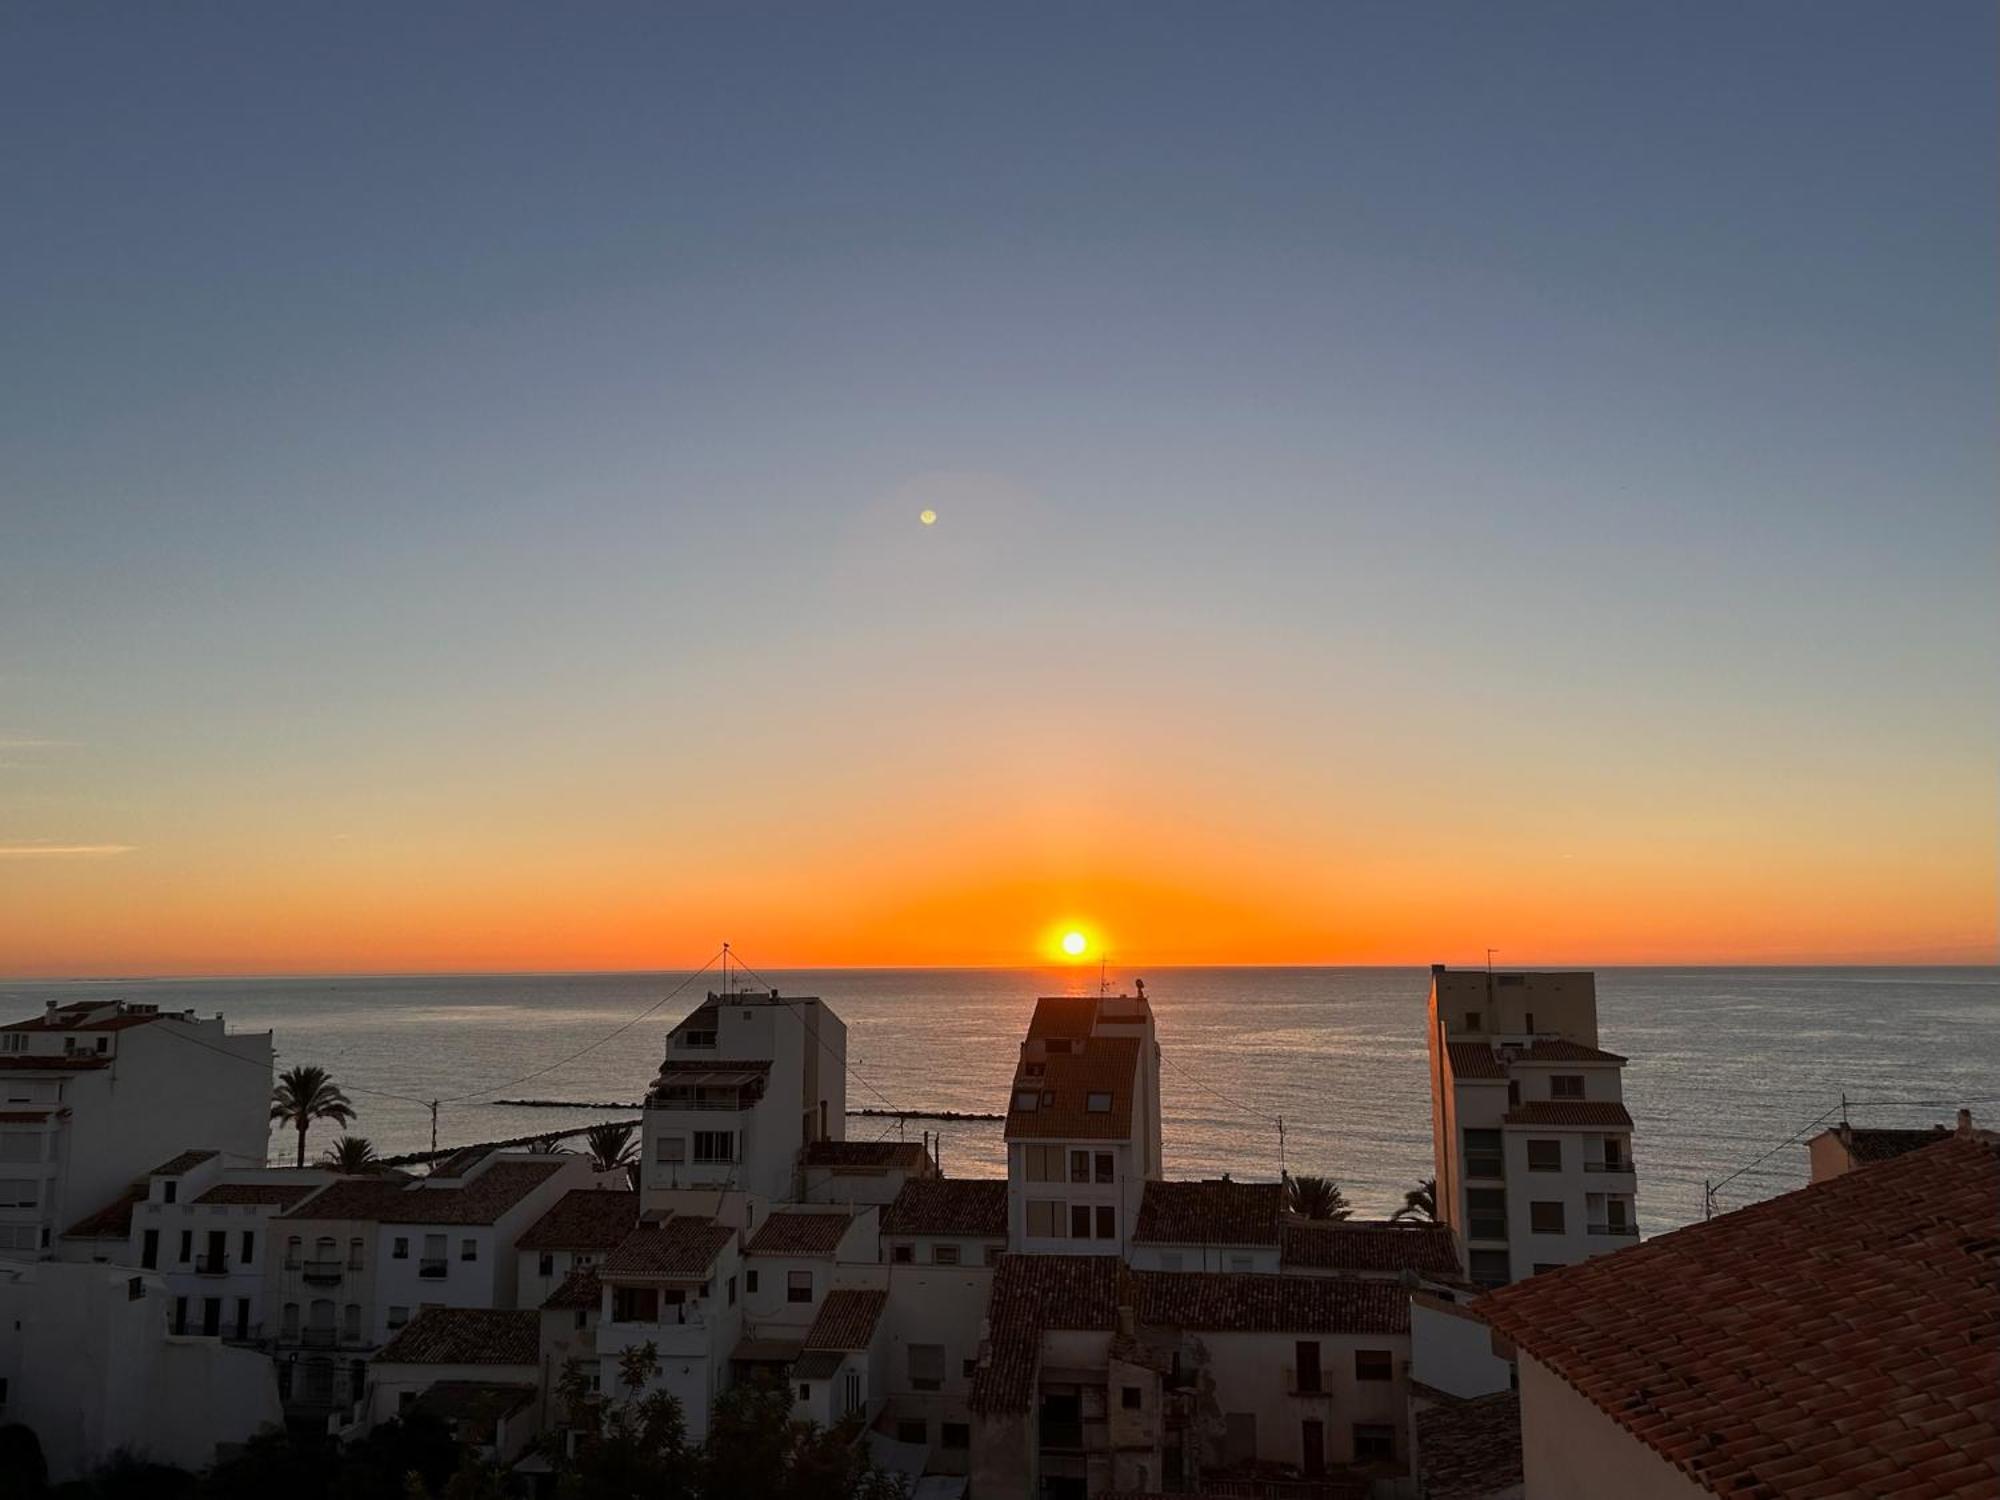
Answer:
[
  {"xmin": 1477, "ymin": 1135, "xmax": 2000, "ymax": 1499},
  {"xmin": 802, "ymin": 1140, "xmax": 931, "ymax": 1172},
  {"xmin": 279, "ymin": 1160, "xmax": 562, "ymax": 1226},
  {"xmin": 1502, "ymin": 1101, "xmax": 1632, "ymax": 1128},
  {"xmin": 1514, "ymin": 1038, "xmax": 1626, "ymax": 1065},
  {"xmin": 802, "ymin": 1288, "xmax": 888, "ymax": 1351},
  {"xmin": 1840, "ymin": 1124, "xmax": 1954, "ymax": 1163},
  {"xmin": 193, "ymin": 1180, "xmax": 325, "ymax": 1208},
  {"xmin": 375, "ymin": 1308, "xmax": 539, "ymax": 1367},
  {"xmin": 149, "ymin": 1149, "xmax": 217, "ymax": 1177},
  {"xmin": 1280, "ymin": 1219, "xmax": 1462, "ymax": 1277},
  {"xmin": 1, "ymin": 1003, "xmax": 185, "ymax": 1033},
  {"xmin": 746, "ymin": 1210, "xmax": 853, "ymax": 1258},
  {"xmin": 62, "ymin": 1182, "xmax": 145, "ymax": 1239},
  {"xmin": 542, "ymin": 1265, "xmax": 602, "ymax": 1312},
  {"xmin": 881, "ymin": 1178, "xmax": 1009, "ymax": 1239},
  {"xmin": 1416, "ymin": 1390, "xmax": 1523, "ymax": 1500},
  {"xmin": 970, "ymin": 1255, "xmax": 1122, "ymax": 1413},
  {"xmin": 1025, "ymin": 995, "xmax": 1101, "ymax": 1041},
  {"xmin": 1133, "ymin": 1180, "xmax": 1283, "ymax": 1248},
  {"xmin": 601, "ymin": 1217, "xmax": 734, "ymax": 1281},
  {"xmin": 1448, "ymin": 1040, "xmax": 1625, "ymax": 1080},
  {"xmin": 516, "ymin": 1188, "xmax": 636, "ymax": 1251},
  {"xmin": 1004, "ymin": 1035, "xmax": 1140, "ymax": 1141}
]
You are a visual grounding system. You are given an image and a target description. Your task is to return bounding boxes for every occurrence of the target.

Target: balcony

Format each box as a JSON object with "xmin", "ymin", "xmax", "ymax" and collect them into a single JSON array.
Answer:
[
  {"xmin": 1587, "ymin": 1222, "xmax": 1639, "ymax": 1238},
  {"xmin": 301, "ymin": 1259, "xmax": 344, "ymax": 1285},
  {"xmin": 1585, "ymin": 1162, "xmax": 1635, "ymax": 1176},
  {"xmin": 1039, "ymin": 1421, "xmax": 1084, "ymax": 1451},
  {"xmin": 195, "ymin": 1254, "xmax": 229, "ymax": 1276},
  {"xmin": 299, "ymin": 1327, "xmax": 339, "ymax": 1349},
  {"xmin": 419, "ymin": 1257, "xmax": 448, "ymax": 1279}
]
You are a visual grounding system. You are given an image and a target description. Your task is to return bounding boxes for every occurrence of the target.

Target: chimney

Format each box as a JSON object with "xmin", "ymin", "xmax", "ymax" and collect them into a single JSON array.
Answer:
[
  {"xmin": 1958, "ymin": 1108, "xmax": 1974, "ymax": 1137},
  {"xmin": 1116, "ymin": 1304, "xmax": 1136, "ymax": 1338},
  {"xmin": 44, "ymin": 1000, "xmax": 57, "ymax": 1019}
]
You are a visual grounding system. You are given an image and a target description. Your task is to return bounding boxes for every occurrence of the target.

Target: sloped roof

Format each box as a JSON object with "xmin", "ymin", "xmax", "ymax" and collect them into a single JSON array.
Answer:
[
  {"xmin": 0, "ymin": 1055, "xmax": 109, "ymax": 1071},
  {"xmin": 1416, "ymin": 1390, "xmax": 1523, "ymax": 1500},
  {"xmin": 375, "ymin": 1307, "xmax": 539, "ymax": 1367},
  {"xmin": 1446, "ymin": 1042, "xmax": 1508, "ymax": 1081},
  {"xmin": 1515, "ymin": 1039, "xmax": 1626, "ymax": 1065},
  {"xmin": 516, "ymin": 1188, "xmax": 636, "ymax": 1250},
  {"xmin": 881, "ymin": 1178, "xmax": 1009, "ymax": 1239},
  {"xmin": 1133, "ymin": 1180, "xmax": 1283, "ymax": 1248},
  {"xmin": 1448, "ymin": 1040, "xmax": 1625, "ymax": 1081},
  {"xmin": 746, "ymin": 1210, "xmax": 853, "ymax": 1258},
  {"xmin": 601, "ymin": 1217, "xmax": 734, "ymax": 1281},
  {"xmin": 1280, "ymin": 1219, "xmax": 1462, "ymax": 1277},
  {"xmin": 150, "ymin": 1149, "xmax": 217, "ymax": 1176},
  {"xmin": 1477, "ymin": 1135, "xmax": 2000, "ymax": 1499},
  {"xmin": 802, "ymin": 1140, "xmax": 931, "ymax": 1172},
  {"xmin": 413, "ymin": 1381, "xmax": 536, "ymax": 1440},
  {"xmin": 193, "ymin": 1180, "xmax": 324, "ymax": 1208},
  {"xmin": 1502, "ymin": 1101, "xmax": 1632, "ymax": 1128},
  {"xmin": 1004, "ymin": 1035, "xmax": 1140, "ymax": 1141},
  {"xmin": 1842, "ymin": 1124, "xmax": 1954, "ymax": 1163},
  {"xmin": 802, "ymin": 1288, "xmax": 888, "ymax": 1351},
  {"xmin": 794, "ymin": 1349, "xmax": 845, "ymax": 1380},
  {"xmin": 970, "ymin": 1255, "xmax": 1122, "ymax": 1413},
  {"xmin": 280, "ymin": 1159, "xmax": 562, "ymax": 1225},
  {"xmin": 542, "ymin": 1265, "xmax": 602, "ymax": 1312},
  {"xmin": 1025, "ymin": 995, "xmax": 1101, "ymax": 1041},
  {"xmin": 62, "ymin": 1181, "xmax": 145, "ymax": 1239}
]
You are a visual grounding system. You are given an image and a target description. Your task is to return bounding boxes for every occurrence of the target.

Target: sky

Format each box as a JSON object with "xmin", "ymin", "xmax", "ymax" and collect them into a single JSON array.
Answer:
[{"xmin": 1, "ymin": 3, "xmax": 1994, "ymax": 975}]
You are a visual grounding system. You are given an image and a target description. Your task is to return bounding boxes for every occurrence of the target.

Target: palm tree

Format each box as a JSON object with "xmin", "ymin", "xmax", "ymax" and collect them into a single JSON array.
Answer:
[
  {"xmin": 270, "ymin": 1064, "xmax": 357, "ymax": 1168},
  {"xmin": 1392, "ymin": 1177, "xmax": 1438, "ymax": 1223},
  {"xmin": 1283, "ymin": 1173, "xmax": 1353, "ymax": 1221},
  {"xmin": 584, "ymin": 1121, "xmax": 638, "ymax": 1175},
  {"xmin": 318, "ymin": 1134, "xmax": 380, "ymax": 1173}
]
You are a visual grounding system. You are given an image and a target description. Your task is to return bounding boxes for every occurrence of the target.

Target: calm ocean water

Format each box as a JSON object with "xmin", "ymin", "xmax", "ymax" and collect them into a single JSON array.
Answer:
[{"xmin": 4, "ymin": 967, "xmax": 1994, "ymax": 1234}]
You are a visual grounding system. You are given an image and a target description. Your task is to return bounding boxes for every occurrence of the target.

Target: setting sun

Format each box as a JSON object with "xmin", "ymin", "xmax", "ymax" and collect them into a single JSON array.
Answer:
[{"xmin": 1061, "ymin": 930, "xmax": 1088, "ymax": 957}]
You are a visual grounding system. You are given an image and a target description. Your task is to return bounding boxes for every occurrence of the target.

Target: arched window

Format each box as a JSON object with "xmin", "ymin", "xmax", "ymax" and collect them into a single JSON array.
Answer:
[
  {"xmin": 347, "ymin": 1237, "xmax": 364, "ymax": 1269},
  {"xmin": 280, "ymin": 1302, "xmax": 300, "ymax": 1337},
  {"xmin": 284, "ymin": 1236, "xmax": 301, "ymax": 1268},
  {"xmin": 342, "ymin": 1303, "xmax": 361, "ymax": 1341}
]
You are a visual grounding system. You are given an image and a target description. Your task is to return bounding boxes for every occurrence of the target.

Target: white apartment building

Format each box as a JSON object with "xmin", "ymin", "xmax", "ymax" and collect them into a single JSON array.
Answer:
[
  {"xmin": 1005, "ymin": 990, "xmax": 1164, "ymax": 1256},
  {"xmin": 0, "ymin": 1000, "xmax": 272, "ymax": 1260},
  {"xmin": 267, "ymin": 1152, "xmax": 592, "ymax": 1419},
  {"xmin": 1425, "ymin": 965, "xmax": 1638, "ymax": 1288},
  {"xmin": 59, "ymin": 1149, "xmax": 334, "ymax": 1343},
  {"xmin": 640, "ymin": 988, "xmax": 848, "ymax": 1229}
]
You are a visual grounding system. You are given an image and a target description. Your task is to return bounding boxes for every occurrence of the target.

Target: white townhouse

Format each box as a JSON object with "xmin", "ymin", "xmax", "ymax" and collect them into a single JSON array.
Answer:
[
  {"xmin": 740, "ymin": 1206, "xmax": 881, "ymax": 1340},
  {"xmin": 594, "ymin": 1214, "xmax": 742, "ymax": 1439},
  {"xmin": 800, "ymin": 1138, "xmax": 937, "ymax": 1208},
  {"xmin": 640, "ymin": 987, "xmax": 847, "ymax": 1229},
  {"xmin": 1425, "ymin": 965, "xmax": 1639, "ymax": 1288},
  {"xmin": 59, "ymin": 1148, "xmax": 334, "ymax": 1343},
  {"xmin": 366, "ymin": 1306, "xmax": 545, "ymax": 1465},
  {"xmin": 1005, "ymin": 990, "xmax": 1164, "ymax": 1256},
  {"xmin": 513, "ymin": 1184, "xmax": 636, "ymax": 1312},
  {"xmin": 791, "ymin": 1286, "xmax": 891, "ymax": 1431},
  {"xmin": 267, "ymin": 1152, "xmax": 591, "ymax": 1421},
  {"xmin": 0, "ymin": 999, "xmax": 271, "ymax": 1261},
  {"xmin": 1127, "ymin": 1177, "xmax": 1465, "ymax": 1285}
]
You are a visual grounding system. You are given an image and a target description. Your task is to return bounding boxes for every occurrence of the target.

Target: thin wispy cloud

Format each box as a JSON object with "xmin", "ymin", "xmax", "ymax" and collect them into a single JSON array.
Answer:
[{"xmin": 0, "ymin": 844, "xmax": 135, "ymax": 858}]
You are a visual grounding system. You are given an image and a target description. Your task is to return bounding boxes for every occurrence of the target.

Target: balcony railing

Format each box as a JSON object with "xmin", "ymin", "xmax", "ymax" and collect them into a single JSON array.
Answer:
[
  {"xmin": 299, "ymin": 1327, "xmax": 340, "ymax": 1348},
  {"xmin": 419, "ymin": 1257, "xmax": 448, "ymax": 1279},
  {"xmin": 301, "ymin": 1259, "xmax": 344, "ymax": 1285},
  {"xmin": 1587, "ymin": 1222, "xmax": 1639, "ymax": 1237},
  {"xmin": 1585, "ymin": 1162, "xmax": 1635, "ymax": 1175},
  {"xmin": 1467, "ymin": 1218, "xmax": 1508, "ymax": 1242},
  {"xmin": 1039, "ymin": 1421, "xmax": 1084, "ymax": 1451},
  {"xmin": 195, "ymin": 1254, "xmax": 229, "ymax": 1276},
  {"xmin": 647, "ymin": 1096, "xmax": 754, "ymax": 1112}
]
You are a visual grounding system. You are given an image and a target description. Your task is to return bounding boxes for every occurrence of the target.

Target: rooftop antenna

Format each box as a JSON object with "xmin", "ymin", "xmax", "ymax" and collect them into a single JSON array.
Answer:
[
  {"xmin": 1486, "ymin": 947, "xmax": 1498, "ymax": 973},
  {"xmin": 722, "ymin": 940, "xmax": 730, "ymax": 995},
  {"xmin": 1099, "ymin": 953, "xmax": 1109, "ymax": 997}
]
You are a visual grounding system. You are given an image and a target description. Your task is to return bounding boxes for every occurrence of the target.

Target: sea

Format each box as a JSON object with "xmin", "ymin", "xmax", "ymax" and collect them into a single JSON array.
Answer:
[{"xmin": 3, "ymin": 966, "xmax": 1994, "ymax": 1236}]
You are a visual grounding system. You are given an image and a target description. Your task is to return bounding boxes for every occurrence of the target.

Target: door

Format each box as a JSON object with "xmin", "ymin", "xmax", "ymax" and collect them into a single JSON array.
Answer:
[
  {"xmin": 234, "ymin": 1298, "xmax": 251, "ymax": 1340},
  {"xmin": 140, "ymin": 1229, "xmax": 159, "ymax": 1270},
  {"xmin": 1302, "ymin": 1419, "xmax": 1325, "ymax": 1478},
  {"xmin": 205, "ymin": 1229, "xmax": 227, "ymax": 1273},
  {"xmin": 202, "ymin": 1297, "xmax": 222, "ymax": 1337}
]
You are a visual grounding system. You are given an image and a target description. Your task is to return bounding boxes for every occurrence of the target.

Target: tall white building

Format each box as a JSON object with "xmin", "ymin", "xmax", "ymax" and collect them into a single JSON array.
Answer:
[
  {"xmin": 1425, "ymin": 964, "xmax": 1638, "ymax": 1288},
  {"xmin": 639, "ymin": 988, "xmax": 847, "ymax": 1228},
  {"xmin": 0, "ymin": 1000, "xmax": 272, "ymax": 1261},
  {"xmin": 1004, "ymin": 988, "xmax": 1164, "ymax": 1257}
]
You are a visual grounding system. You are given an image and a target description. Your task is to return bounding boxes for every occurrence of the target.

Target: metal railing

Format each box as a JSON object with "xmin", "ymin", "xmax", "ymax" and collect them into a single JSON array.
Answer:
[
  {"xmin": 1587, "ymin": 1222, "xmax": 1639, "ymax": 1237},
  {"xmin": 419, "ymin": 1257, "xmax": 448, "ymax": 1278},
  {"xmin": 195, "ymin": 1254, "xmax": 229, "ymax": 1276},
  {"xmin": 299, "ymin": 1327, "xmax": 340, "ymax": 1348},
  {"xmin": 1585, "ymin": 1162, "xmax": 1635, "ymax": 1174},
  {"xmin": 301, "ymin": 1259, "xmax": 344, "ymax": 1284}
]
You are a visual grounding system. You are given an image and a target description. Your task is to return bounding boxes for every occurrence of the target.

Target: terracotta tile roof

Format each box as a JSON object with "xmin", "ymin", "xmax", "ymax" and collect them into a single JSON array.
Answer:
[
  {"xmin": 1, "ymin": 1005, "xmax": 185, "ymax": 1032},
  {"xmin": 1519, "ymin": 1039, "xmax": 1626, "ymax": 1064},
  {"xmin": 1446, "ymin": 1042, "xmax": 1507, "ymax": 1081},
  {"xmin": 1026, "ymin": 995, "xmax": 1101, "ymax": 1041},
  {"xmin": 150, "ymin": 1149, "xmax": 217, "ymax": 1176},
  {"xmin": 542, "ymin": 1265, "xmax": 603, "ymax": 1311},
  {"xmin": 516, "ymin": 1188, "xmax": 636, "ymax": 1251},
  {"xmin": 1476, "ymin": 1135, "xmax": 2000, "ymax": 1499},
  {"xmin": 746, "ymin": 1210, "xmax": 853, "ymax": 1257},
  {"xmin": 794, "ymin": 1349, "xmax": 846, "ymax": 1380},
  {"xmin": 0, "ymin": 1108, "xmax": 63, "ymax": 1123},
  {"xmin": 1004, "ymin": 1036, "xmax": 1140, "ymax": 1141},
  {"xmin": 412, "ymin": 1380, "xmax": 536, "ymax": 1440},
  {"xmin": 1448, "ymin": 1040, "xmax": 1625, "ymax": 1081},
  {"xmin": 1416, "ymin": 1390, "xmax": 1522, "ymax": 1500},
  {"xmin": 1133, "ymin": 1270, "xmax": 1410, "ymax": 1336},
  {"xmin": 193, "ymin": 1181, "xmax": 324, "ymax": 1208},
  {"xmin": 601, "ymin": 1217, "xmax": 733, "ymax": 1281},
  {"xmin": 1133, "ymin": 1180, "xmax": 1283, "ymax": 1247},
  {"xmin": 1502, "ymin": 1101, "xmax": 1632, "ymax": 1128},
  {"xmin": 1280, "ymin": 1219, "xmax": 1462, "ymax": 1277},
  {"xmin": 0, "ymin": 1055, "xmax": 110, "ymax": 1071},
  {"xmin": 802, "ymin": 1287, "xmax": 888, "ymax": 1350},
  {"xmin": 375, "ymin": 1307, "xmax": 539, "ymax": 1367},
  {"xmin": 1842, "ymin": 1124, "xmax": 1954, "ymax": 1163},
  {"xmin": 62, "ymin": 1181, "xmax": 145, "ymax": 1239},
  {"xmin": 881, "ymin": 1178, "xmax": 1009, "ymax": 1239},
  {"xmin": 970, "ymin": 1256, "xmax": 1122, "ymax": 1412},
  {"xmin": 802, "ymin": 1140, "xmax": 931, "ymax": 1172},
  {"xmin": 279, "ymin": 1159, "xmax": 562, "ymax": 1225}
]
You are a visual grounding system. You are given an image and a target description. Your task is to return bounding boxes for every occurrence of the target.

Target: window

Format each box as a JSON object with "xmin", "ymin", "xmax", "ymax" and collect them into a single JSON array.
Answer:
[
  {"xmin": 1026, "ymin": 1200, "xmax": 1063, "ymax": 1238},
  {"xmin": 163, "ymin": 1180, "xmax": 177, "ymax": 1204},
  {"xmin": 240, "ymin": 1231, "xmax": 255, "ymax": 1265},
  {"xmin": 285, "ymin": 1236, "xmax": 302, "ymax": 1268},
  {"xmin": 1095, "ymin": 1205, "xmax": 1115, "ymax": 1240},
  {"xmin": 1013, "ymin": 1090, "xmax": 1039, "ymax": 1112},
  {"xmin": 798, "ymin": 1383, "xmax": 811, "ymax": 1402},
  {"xmin": 908, "ymin": 1344, "xmax": 944, "ymax": 1392},
  {"xmin": 656, "ymin": 1135, "xmax": 686, "ymax": 1165},
  {"xmin": 1353, "ymin": 1423, "xmax": 1396, "ymax": 1462},
  {"xmin": 962, "ymin": 1357, "xmax": 979, "ymax": 1378},
  {"xmin": 234, "ymin": 1298, "xmax": 251, "ymax": 1340},
  {"xmin": 281, "ymin": 1302, "xmax": 300, "ymax": 1338},
  {"xmin": 984, "ymin": 1245, "xmax": 1002, "ymax": 1267},
  {"xmin": 941, "ymin": 1422, "xmax": 970, "ymax": 1450},
  {"xmin": 680, "ymin": 1026, "xmax": 716, "ymax": 1048},
  {"xmin": 896, "ymin": 1419, "xmax": 927, "ymax": 1445},
  {"xmin": 727, "ymin": 1275, "xmax": 737, "ymax": 1306},
  {"xmin": 746, "ymin": 1270, "xmax": 759, "ymax": 1293},
  {"xmin": 1529, "ymin": 1200, "xmax": 1566, "ymax": 1234},
  {"xmin": 0, "ymin": 1134, "xmax": 37, "ymax": 1163},
  {"xmin": 461, "ymin": 1238, "xmax": 477, "ymax": 1262},
  {"xmin": 1468, "ymin": 1188, "xmax": 1507, "ymax": 1241},
  {"xmin": 575, "ymin": 1310, "xmax": 588, "ymax": 1330},
  {"xmin": 693, "ymin": 1131, "xmax": 734, "ymax": 1164},
  {"xmin": 1507, "ymin": 1080, "xmax": 1521, "ymax": 1107},
  {"xmin": 1524, "ymin": 1011, "xmax": 1535, "ymax": 1033},
  {"xmin": 1085, "ymin": 1092, "xmax": 1112, "ymax": 1113},
  {"xmin": 1069, "ymin": 1150, "xmax": 1090, "ymax": 1184},
  {"xmin": 141, "ymin": 1230, "xmax": 159, "ymax": 1270},
  {"xmin": 1602, "ymin": 1136, "xmax": 1627, "ymax": 1168},
  {"xmin": 348, "ymin": 1237, "xmax": 365, "ymax": 1269},
  {"xmin": 787, "ymin": 1270, "xmax": 812, "ymax": 1304},
  {"xmin": 1532, "ymin": 1263, "xmax": 1563, "ymax": 1275},
  {"xmin": 1551, "ymin": 1074, "xmax": 1585, "ymax": 1100},
  {"xmin": 1121, "ymin": 1385, "xmax": 1143, "ymax": 1410},
  {"xmin": 1464, "ymin": 1010, "xmax": 1482, "ymax": 1031},
  {"xmin": 1070, "ymin": 1204, "xmax": 1092, "ymax": 1239},
  {"xmin": 1355, "ymin": 1349, "xmax": 1393, "ymax": 1381},
  {"xmin": 1526, "ymin": 1139, "xmax": 1562, "ymax": 1172},
  {"xmin": 891, "ymin": 1244, "xmax": 913, "ymax": 1264},
  {"xmin": 1094, "ymin": 1152, "xmax": 1114, "ymax": 1184},
  {"xmin": 1463, "ymin": 1128, "xmax": 1503, "ymax": 1179},
  {"xmin": 1469, "ymin": 1249, "xmax": 1510, "ymax": 1288},
  {"xmin": 392, "ymin": 1237, "xmax": 409, "ymax": 1260},
  {"xmin": 1023, "ymin": 1144, "xmax": 1061, "ymax": 1182},
  {"xmin": 932, "ymin": 1244, "xmax": 960, "ymax": 1266},
  {"xmin": 538, "ymin": 1252, "xmax": 555, "ymax": 1278},
  {"xmin": 1302, "ymin": 1418, "xmax": 1325, "ymax": 1479},
  {"xmin": 178, "ymin": 1230, "xmax": 193, "ymax": 1263},
  {"xmin": 0, "ymin": 1180, "xmax": 35, "ymax": 1209},
  {"xmin": 1295, "ymin": 1341, "xmax": 1322, "ymax": 1394},
  {"xmin": 388, "ymin": 1305, "xmax": 411, "ymax": 1330},
  {"xmin": 342, "ymin": 1303, "xmax": 361, "ymax": 1341}
]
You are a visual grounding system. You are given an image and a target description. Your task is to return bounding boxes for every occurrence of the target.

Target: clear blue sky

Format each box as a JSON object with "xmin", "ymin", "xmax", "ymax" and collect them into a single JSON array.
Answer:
[{"xmin": 1, "ymin": 3, "xmax": 1993, "ymax": 972}]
